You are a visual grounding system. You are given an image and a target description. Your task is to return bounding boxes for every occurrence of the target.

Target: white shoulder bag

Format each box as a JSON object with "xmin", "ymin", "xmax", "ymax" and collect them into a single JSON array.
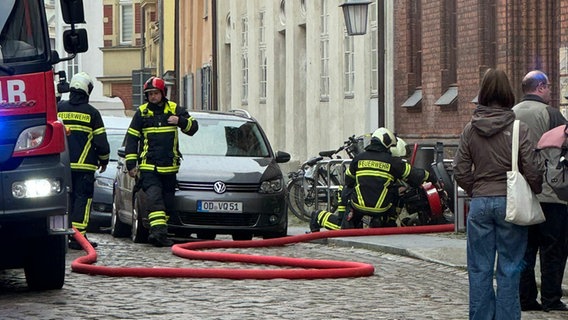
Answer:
[{"xmin": 505, "ymin": 120, "xmax": 545, "ymax": 225}]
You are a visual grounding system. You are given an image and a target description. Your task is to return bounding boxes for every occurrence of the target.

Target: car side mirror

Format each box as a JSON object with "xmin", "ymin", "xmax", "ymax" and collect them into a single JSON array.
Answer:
[{"xmin": 275, "ymin": 151, "xmax": 290, "ymax": 163}]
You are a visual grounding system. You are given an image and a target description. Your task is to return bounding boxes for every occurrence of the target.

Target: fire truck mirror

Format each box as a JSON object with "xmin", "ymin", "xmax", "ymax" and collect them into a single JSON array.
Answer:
[
  {"xmin": 60, "ymin": 0, "xmax": 86, "ymax": 24},
  {"xmin": 63, "ymin": 29, "xmax": 88, "ymax": 54}
]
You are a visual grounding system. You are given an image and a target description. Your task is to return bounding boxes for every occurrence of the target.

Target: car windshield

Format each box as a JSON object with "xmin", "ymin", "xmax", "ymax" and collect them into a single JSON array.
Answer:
[
  {"xmin": 107, "ymin": 132, "xmax": 126, "ymax": 161},
  {"xmin": 0, "ymin": 0, "xmax": 46, "ymax": 63},
  {"xmin": 179, "ymin": 118, "xmax": 270, "ymax": 157}
]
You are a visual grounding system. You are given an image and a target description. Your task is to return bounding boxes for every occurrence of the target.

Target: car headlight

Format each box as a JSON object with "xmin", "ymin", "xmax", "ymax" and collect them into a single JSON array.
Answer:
[
  {"xmin": 12, "ymin": 178, "xmax": 61, "ymax": 199},
  {"xmin": 259, "ymin": 178, "xmax": 283, "ymax": 193},
  {"xmin": 95, "ymin": 176, "xmax": 114, "ymax": 189}
]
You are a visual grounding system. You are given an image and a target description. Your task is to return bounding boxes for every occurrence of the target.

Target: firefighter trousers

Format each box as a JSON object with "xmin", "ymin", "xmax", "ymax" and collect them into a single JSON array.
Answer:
[
  {"xmin": 70, "ymin": 171, "xmax": 95, "ymax": 234},
  {"xmin": 139, "ymin": 171, "xmax": 177, "ymax": 228}
]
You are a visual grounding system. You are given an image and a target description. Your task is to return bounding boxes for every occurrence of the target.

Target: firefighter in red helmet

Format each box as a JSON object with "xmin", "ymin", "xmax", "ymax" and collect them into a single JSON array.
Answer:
[{"xmin": 125, "ymin": 76, "xmax": 199, "ymax": 247}]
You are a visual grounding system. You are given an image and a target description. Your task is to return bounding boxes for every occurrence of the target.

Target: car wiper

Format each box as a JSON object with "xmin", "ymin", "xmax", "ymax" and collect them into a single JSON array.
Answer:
[{"xmin": 0, "ymin": 64, "xmax": 15, "ymax": 75}]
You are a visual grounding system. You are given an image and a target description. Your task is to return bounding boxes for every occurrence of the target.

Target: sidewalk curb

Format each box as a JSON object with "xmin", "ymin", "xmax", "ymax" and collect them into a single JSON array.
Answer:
[{"xmin": 294, "ymin": 228, "xmax": 568, "ymax": 296}]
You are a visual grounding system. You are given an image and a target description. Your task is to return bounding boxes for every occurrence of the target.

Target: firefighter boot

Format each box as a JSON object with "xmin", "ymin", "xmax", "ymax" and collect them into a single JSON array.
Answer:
[
  {"xmin": 310, "ymin": 210, "xmax": 321, "ymax": 232},
  {"xmin": 148, "ymin": 225, "xmax": 174, "ymax": 247}
]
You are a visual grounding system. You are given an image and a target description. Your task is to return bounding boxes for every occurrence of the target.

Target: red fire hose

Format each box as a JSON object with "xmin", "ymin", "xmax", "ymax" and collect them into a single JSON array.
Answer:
[{"xmin": 71, "ymin": 224, "xmax": 454, "ymax": 279}]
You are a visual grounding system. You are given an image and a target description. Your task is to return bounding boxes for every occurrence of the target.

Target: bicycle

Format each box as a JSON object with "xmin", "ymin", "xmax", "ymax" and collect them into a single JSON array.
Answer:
[{"xmin": 286, "ymin": 135, "xmax": 364, "ymax": 222}]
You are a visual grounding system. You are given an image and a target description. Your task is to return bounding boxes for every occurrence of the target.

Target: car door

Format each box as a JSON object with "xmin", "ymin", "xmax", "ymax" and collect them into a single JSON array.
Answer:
[{"xmin": 115, "ymin": 146, "xmax": 135, "ymax": 219}]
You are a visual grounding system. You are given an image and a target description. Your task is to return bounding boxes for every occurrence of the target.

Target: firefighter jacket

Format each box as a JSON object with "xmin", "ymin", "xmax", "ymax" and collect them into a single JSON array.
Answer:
[
  {"xmin": 58, "ymin": 91, "xmax": 110, "ymax": 172},
  {"xmin": 345, "ymin": 142, "xmax": 430, "ymax": 215},
  {"xmin": 125, "ymin": 100, "xmax": 198, "ymax": 174}
]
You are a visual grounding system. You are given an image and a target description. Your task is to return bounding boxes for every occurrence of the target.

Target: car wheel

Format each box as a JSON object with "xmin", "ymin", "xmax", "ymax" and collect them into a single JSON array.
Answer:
[
  {"xmin": 196, "ymin": 232, "xmax": 216, "ymax": 240},
  {"xmin": 131, "ymin": 195, "xmax": 149, "ymax": 243},
  {"xmin": 263, "ymin": 217, "xmax": 288, "ymax": 239},
  {"xmin": 24, "ymin": 235, "xmax": 66, "ymax": 290},
  {"xmin": 110, "ymin": 192, "xmax": 130, "ymax": 238},
  {"xmin": 232, "ymin": 233, "xmax": 253, "ymax": 241}
]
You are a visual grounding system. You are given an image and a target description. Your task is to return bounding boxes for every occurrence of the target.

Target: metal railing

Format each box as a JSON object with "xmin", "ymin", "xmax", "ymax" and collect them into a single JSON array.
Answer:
[{"xmin": 312, "ymin": 158, "xmax": 352, "ymax": 211}]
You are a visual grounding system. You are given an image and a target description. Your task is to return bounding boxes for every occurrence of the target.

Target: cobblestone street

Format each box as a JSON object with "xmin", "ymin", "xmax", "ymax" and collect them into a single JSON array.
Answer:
[{"xmin": 0, "ymin": 233, "xmax": 565, "ymax": 320}]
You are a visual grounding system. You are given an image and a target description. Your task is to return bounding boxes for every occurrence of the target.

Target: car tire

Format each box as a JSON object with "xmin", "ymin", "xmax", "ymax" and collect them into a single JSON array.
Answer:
[
  {"xmin": 196, "ymin": 232, "xmax": 216, "ymax": 240},
  {"xmin": 263, "ymin": 217, "xmax": 288, "ymax": 239},
  {"xmin": 110, "ymin": 192, "xmax": 130, "ymax": 238},
  {"xmin": 131, "ymin": 194, "xmax": 149, "ymax": 243},
  {"xmin": 24, "ymin": 235, "xmax": 66, "ymax": 290},
  {"xmin": 232, "ymin": 233, "xmax": 253, "ymax": 241}
]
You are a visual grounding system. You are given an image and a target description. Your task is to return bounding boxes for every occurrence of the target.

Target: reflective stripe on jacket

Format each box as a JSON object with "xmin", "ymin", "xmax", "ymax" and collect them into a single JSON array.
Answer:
[
  {"xmin": 58, "ymin": 94, "xmax": 110, "ymax": 172},
  {"xmin": 125, "ymin": 101, "xmax": 198, "ymax": 174},
  {"xmin": 345, "ymin": 143, "xmax": 429, "ymax": 215}
]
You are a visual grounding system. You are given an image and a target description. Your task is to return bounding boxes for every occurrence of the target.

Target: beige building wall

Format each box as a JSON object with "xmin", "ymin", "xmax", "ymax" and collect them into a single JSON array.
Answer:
[
  {"xmin": 178, "ymin": 0, "xmax": 214, "ymax": 110},
  {"xmin": 216, "ymin": 0, "xmax": 393, "ymax": 170},
  {"xmin": 162, "ymin": 0, "xmax": 175, "ymax": 74}
]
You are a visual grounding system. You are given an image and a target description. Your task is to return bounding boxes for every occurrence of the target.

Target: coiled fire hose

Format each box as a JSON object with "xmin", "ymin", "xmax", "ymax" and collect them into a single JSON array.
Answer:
[{"xmin": 71, "ymin": 224, "xmax": 454, "ymax": 280}]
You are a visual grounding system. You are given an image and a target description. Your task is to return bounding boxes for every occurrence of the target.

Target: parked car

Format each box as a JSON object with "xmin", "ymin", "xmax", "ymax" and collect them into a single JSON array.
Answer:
[
  {"xmin": 88, "ymin": 116, "xmax": 132, "ymax": 232},
  {"xmin": 110, "ymin": 109, "xmax": 291, "ymax": 241}
]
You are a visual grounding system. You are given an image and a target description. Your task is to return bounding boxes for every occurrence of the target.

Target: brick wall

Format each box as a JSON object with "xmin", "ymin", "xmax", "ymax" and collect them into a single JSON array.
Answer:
[
  {"xmin": 111, "ymin": 83, "xmax": 133, "ymax": 110},
  {"xmin": 394, "ymin": 0, "xmax": 566, "ymax": 147}
]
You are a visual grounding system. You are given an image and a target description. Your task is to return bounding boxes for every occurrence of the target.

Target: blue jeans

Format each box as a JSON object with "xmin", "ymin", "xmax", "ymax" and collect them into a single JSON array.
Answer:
[{"xmin": 467, "ymin": 196, "xmax": 528, "ymax": 320}]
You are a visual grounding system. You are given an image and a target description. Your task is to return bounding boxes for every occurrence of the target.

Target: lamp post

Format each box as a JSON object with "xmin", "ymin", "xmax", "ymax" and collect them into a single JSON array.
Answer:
[
  {"xmin": 340, "ymin": 0, "xmax": 385, "ymax": 128},
  {"xmin": 340, "ymin": 0, "xmax": 371, "ymax": 36}
]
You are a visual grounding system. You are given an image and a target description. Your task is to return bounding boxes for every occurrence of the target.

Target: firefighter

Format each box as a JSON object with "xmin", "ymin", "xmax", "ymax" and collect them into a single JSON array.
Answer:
[
  {"xmin": 58, "ymin": 72, "xmax": 110, "ymax": 249},
  {"xmin": 310, "ymin": 128, "xmax": 431, "ymax": 231},
  {"xmin": 125, "ymin": 76, "xmax": 198, "ymax": 247}
]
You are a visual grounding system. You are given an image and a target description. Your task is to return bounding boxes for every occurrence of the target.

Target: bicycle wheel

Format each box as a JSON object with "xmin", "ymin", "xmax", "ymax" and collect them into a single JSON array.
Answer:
[{"xmin": 286, "ymin": 178, "xmax": 312, "ymax": 221}]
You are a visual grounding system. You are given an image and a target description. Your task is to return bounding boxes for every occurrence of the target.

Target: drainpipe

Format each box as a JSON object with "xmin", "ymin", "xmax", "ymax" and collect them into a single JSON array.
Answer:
[
  {"xmin": 211, "ymin": 0, "xmax": 218, "ymax": 110},
  {"xmin": 378, "ymin": 0, "xmax": 385, "ymax": 128},
  {"xmin": 159, "ymin": 0, "xmax": 164, "ymax": 77}
]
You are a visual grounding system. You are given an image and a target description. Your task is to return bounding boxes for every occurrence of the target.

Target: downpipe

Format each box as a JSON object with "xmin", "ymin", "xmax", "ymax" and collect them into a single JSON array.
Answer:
[{"xmin": 71, "ymin": 224, "xmax": 454, "ymax": 280}]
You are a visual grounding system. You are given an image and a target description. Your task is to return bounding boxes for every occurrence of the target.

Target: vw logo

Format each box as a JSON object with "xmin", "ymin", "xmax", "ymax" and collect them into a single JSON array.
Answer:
[{"xmin": 213, "ymin": 181, "xmax": 226, "ymax": 194}]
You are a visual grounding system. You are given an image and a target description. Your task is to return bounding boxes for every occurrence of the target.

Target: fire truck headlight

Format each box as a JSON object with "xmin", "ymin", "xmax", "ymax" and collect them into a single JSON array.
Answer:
[
  {"xmin": 12, "ymin": 178, "xmax": 61, "ymax": 199},
  {"xmin": 14, "ymin": 125, "xmax": 46, "ymax": 151}
]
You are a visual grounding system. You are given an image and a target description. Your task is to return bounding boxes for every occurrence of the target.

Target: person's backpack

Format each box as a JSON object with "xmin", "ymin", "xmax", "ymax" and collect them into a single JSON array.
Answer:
[{"xmin": 537, "ymin": 124, "xmax": 568, "ymax": 201}]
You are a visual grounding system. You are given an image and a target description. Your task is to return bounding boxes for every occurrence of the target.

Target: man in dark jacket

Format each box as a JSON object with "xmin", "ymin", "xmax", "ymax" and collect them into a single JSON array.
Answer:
[
  {"xmin": 125, "ymin": 76, "xmax": 198, "ymax": 247},
  {"xmin": 310, "ymin": 127, "xmax": 431, "ymax": 231},
  {"xmin": 58, "ymin": 72, "xmax": 110, "ymax": 249},
  {"xmin": 513, "ymin": 70, "xmax": 568, "ymax": 312}
]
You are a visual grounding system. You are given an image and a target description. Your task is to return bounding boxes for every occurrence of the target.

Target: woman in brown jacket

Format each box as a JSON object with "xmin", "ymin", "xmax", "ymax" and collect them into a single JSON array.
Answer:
[{"xmin": 453, "ymin": 68, "xmax": 544, "ymax": 320}]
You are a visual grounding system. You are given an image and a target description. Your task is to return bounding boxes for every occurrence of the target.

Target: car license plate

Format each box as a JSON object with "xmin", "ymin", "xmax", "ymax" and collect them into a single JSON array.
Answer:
[{"xmin": 197, "ymin": 200, "xmax": 243, "ymax": 213}]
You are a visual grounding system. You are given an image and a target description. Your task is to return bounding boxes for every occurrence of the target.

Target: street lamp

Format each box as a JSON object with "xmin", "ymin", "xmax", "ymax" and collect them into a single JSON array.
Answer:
[
  {"xmin": 340, "ymin": 0, "xmax": 371, "ymax": 36},
  {"xmin": 340, "ymin": 0, "xmax": 385, "ymax": 128}
]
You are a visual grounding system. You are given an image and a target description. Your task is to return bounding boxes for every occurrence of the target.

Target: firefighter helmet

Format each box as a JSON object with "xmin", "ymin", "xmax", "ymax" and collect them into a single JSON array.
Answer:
[
  {"xmin": 371, "ymin": 127, "xmax": 397, "ymax": 149},
  {"xmin": 143, "ymin": 76, "xmax": 167, "ymax": 97},
  {"xmin": 69, "ymin": 72, "xmax": 93, "ymax": 95}
]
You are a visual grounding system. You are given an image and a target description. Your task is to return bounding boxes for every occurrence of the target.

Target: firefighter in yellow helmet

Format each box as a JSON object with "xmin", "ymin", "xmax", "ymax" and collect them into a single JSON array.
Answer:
[
  {"xmin": 125, "ymin": 76, "xmax": 198, "ymax": 247},
  {"xmin": 310, "ymin": 127, "xmax": 431, "ymax": 231},
  {"xmin": 58, "ymin": 72, "xmax": 110, "ymax": 249}
]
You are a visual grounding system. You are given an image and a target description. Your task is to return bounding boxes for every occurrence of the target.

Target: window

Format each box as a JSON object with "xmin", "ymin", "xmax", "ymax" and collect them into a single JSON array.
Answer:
[
  {"xmin": 201, "ymin": 65, "xmax": 212, "ymax": 110},
  {"xmin": 402, "ymin": 0, "xmax": 422, "ymax": 108},
  {"xmin": 369, "ymin": 1, "xmax": 378, "ymax": 96},
  {"xmin": 120, "ymin": 1, "xmax": 133, "ymax": 44},
  {"xmin": 435, "ymin": 0, "xmax": 458, "ymax": 107},
  {"xmin": 241, "ymin": 15, "xmax": 249, "ymax": 104},
  {"xmin": 344, "ymin": 32, "xmax": 355, "ymax": 97},
  {"xmin": 320, "ymin": 0, "xmax": 330, "ymax": 101},
  {"xmin": 66, "ymin": 56, "xmax": 80, "ymax": 82},
  {"xmin": 259, "ymin": 10, "xmax": 267, "ymax": 103}
]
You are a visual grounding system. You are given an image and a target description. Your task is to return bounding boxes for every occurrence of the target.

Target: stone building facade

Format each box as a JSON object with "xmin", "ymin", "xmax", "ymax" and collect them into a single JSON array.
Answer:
[{"xmin": 214, "ymin": 0, "xmax": 568, "ymax": 167}]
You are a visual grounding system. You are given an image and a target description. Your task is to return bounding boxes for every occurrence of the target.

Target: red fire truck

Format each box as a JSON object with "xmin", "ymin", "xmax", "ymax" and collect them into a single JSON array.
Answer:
[{"xmin": 0, "ymin": 0, "xmax": 88, "ymax": 290}]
